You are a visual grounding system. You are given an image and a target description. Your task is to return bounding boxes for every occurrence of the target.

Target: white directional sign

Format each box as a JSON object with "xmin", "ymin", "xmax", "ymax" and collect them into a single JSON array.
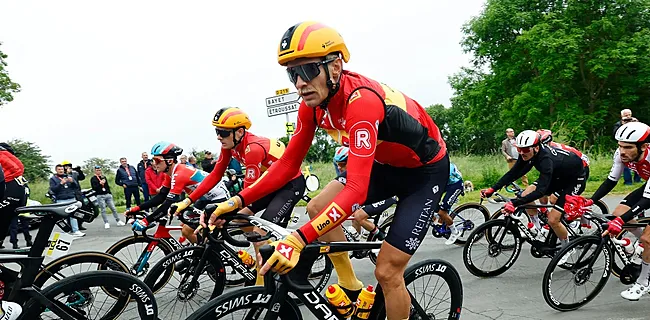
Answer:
[{"xmin": 266, "ymin": 91, "xmax": 301, "ymax": 117}]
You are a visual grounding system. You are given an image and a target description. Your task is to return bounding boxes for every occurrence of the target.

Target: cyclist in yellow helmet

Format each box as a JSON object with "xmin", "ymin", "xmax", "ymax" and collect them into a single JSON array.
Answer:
[{"xmin": 204, "ymin": 22, "xmax": 449, "ymax": 317}]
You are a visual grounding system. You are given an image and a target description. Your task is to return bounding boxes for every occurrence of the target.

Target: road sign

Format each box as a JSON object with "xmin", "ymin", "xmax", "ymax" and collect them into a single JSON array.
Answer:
[
  {"xmin": 267, "ymin": 102, "xmax": 300, "ymax": 117},
  {"xmin": 266, "ymin": 91, "xmax": 301, "ymax": 117},
  {"xmin": 286, "ymin": 122, "xmax": 295, "ymax": 135},
  {"xmin": 276, "ymin": 88, "xmax": 289, "ymax": 95}
]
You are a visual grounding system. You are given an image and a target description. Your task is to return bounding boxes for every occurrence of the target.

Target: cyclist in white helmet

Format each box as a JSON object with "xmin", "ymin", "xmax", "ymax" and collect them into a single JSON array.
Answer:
[
  {"xmin": 481, "ymin": 130, "xmax": 588, "ymax": 253},
  {"xmin": 571, "ymin": 121, "xmax": 650, "ymax": 301}
]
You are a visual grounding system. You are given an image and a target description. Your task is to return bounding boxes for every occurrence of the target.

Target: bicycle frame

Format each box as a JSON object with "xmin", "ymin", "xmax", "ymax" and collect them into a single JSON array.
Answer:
[{"xmin": 133, "ymin": 217, "xmax": 184, "ymax": 273}]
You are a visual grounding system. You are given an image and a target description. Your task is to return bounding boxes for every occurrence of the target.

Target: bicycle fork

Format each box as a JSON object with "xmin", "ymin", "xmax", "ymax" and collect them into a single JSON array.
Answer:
[{"xmin": 135, "ymin": 241, "xmax": 159, "ymax": 274}]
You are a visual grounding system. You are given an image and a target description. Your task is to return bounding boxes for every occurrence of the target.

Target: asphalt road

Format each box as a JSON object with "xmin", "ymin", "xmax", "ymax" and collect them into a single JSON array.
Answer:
[{"xmin": 19, "ymin": 195, "xmax": 650, "ymax": 320}]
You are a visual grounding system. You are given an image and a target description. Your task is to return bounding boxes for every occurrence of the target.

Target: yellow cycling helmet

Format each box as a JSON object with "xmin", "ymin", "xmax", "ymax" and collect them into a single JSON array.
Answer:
[
  {"xmin": 212, "ymin": 107, "xmax": 252, "ymax": 130},
  {"xmin": 277, "ymin": 21, "xmax": 350, "ymax": 66},
  {"xmin": 61, "ymin": 160, "xmax": 72, "ymax": 166}
]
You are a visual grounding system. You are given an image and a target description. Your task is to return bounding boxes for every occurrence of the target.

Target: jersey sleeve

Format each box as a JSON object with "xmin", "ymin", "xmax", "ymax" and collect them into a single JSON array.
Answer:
[
  {"xmin": 512, "ymin": 156, "xmax": 552, "ymax": 206},
  {"xmin": 237, "ymin": 103, "xmax": 316, "ymax": 206},
  {"xmin": 188, "ymin": 149, "xmax": 232, "ymax": 202},
  {"xmin": 607, "ymin": 150, "xmax": 624, "ymax": 181},
  {"xmin": 242, "ymin": 143, "xmax": 266, "ymax": 188},
  {"xmin": 298, "ymin": 88, "xmax": 384, "ymax": 243},
  {"xmin": 167, "ymin": 169, "xmax": 190, "ymax": 198}
]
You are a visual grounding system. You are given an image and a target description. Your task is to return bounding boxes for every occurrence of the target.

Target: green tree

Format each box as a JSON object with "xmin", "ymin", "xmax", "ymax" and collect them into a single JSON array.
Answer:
[
  {"xmin": 6, "ymin": 139, "xmax": 51, "ymax": 181},
  {"xmin": 82, "ymin": 157, "xmax": 118, "ymax": 175},
  {"xmin": 305, "ymin": 130, "xmax": 337, "ymax": 163},
  {"xmin": 451, "ymin": 0, "xmax": 650, "ymax": 153},
  {"xmin": 0, "ymin": 42, "xmax": 21, "ymax": 107}
]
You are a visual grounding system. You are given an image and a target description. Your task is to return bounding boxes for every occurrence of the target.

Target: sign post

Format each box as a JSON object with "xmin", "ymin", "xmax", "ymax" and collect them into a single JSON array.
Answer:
[{"xmin": 266, "ymin": 88, "xmax": 300, "ymax": 139}]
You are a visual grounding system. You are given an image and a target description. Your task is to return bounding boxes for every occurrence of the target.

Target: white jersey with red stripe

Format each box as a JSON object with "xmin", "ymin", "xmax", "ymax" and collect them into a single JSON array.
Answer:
[{"xmin": 608, "ymin": 148, "xmax": 650, "ymax": 181}]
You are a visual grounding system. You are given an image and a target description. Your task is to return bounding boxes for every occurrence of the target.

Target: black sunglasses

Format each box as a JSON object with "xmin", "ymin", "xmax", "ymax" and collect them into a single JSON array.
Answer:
[
  {"xmin": 286, "ymin": 57, "xmax": 336, "ymax": 85},
  {"xmin": 215, "ymin": 128, "xmax": 232, "ymax": 138}
]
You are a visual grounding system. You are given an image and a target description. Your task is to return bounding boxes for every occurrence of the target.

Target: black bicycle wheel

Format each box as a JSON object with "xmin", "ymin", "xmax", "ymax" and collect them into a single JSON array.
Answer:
[
  {"xmin": 463, "ymin": 218, "xmax": 523, "ymax": 277},
  {"xmin": 542, "ymin": 235, "xmax": 612, "ymax": 311},
  {"xmin": 449, "ymin": 203, "xmax": 490, "ymax": 245},
  {"xmin": 370, "ymin": 259, "xmax": 463, "ymax": 320},
  {"xmin": 106, "ymin": 235, "xmax": 174, "ymax": 278},
  {"xmin": 22, "ymin": 270, "xmax": 158, "ymax": 320},
  {"xmin": 34, "ymin": 251, "xmax": 130, "ymax": 299},
  {"xmin": 185, "ymin": 286, "xmax": 302, "ymax": 320},
  {"xmin": 143, "ymin": 245, "xmax": 226, "ymax": 319}
]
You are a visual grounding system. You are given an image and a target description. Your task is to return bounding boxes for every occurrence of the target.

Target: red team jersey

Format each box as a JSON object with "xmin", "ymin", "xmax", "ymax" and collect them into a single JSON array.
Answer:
[
  {"xmin": 189, "ymin": 132, "xmax": 301, "ymax": 203},
  {"xmin": 238, "ymin": 70, "xmax": 447, "ymax": 243},
  {"xmin": 0, "ymin": 150, "xmax": 24, "ymax": 182}
]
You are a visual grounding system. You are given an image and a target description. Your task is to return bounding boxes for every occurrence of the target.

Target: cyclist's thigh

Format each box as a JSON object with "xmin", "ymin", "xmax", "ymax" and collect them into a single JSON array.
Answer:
[
  {"xmin": 260, "ymin": 176, "xmax": 306, "ymax": 227},
  {"xmin": 386, "ymin": 155, "xmax": 449, "ymax": 255},
  {"xmin": 522, "ymin": 183, "xmax": 538, "ymax": 196},
  {"xmin": 615, "ymin": 184, "xmax": 645, "ymax": 217},
  {"xmin": 440, "ymin": 181, "xmax": 464, "ymax": 211}
]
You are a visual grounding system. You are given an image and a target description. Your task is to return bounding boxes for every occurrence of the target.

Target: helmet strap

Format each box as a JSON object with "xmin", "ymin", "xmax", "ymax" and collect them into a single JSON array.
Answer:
[
  {"xmin": 162, "ymin": 159, "xmax": 176, "ymax": 173},
  {"xmin": 233, "ymin": 128, "xmax": 246, "ymax": 147},
  {"xmin": 318, "ymin": 57, "xmax": 341, "ymax": 109}
]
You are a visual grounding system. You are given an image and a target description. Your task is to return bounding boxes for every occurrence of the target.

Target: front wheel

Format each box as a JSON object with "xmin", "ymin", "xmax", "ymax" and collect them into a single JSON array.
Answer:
[
  {"xmin": 371, "ymin": 259, "xmax": 463, "ymax": 320},
  {"xmin": 22, "ymin": 270, "xmax": 158, "ymax": 320},
  {"xmin": 463, "ymin": 218, "xmax": 523, "ymax": 277},
  {"xmin": 185, "ymin": 286, "xmax": 302, "ymax": 320},
  {"xmin": 542, "ymin": 235, "xmax": 612, "ymax": 311},
  {"xmin": 106, "ymin": 235, "xmax": 174, "ymax": 278}
]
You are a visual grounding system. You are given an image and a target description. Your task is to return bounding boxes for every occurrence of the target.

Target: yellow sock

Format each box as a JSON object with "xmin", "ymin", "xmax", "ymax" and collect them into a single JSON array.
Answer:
[
  {"xmin": 328, "ymin": 252, "xmax": 363, "ymax": 291},
  {"xmin": 255, "ymin": 266, "xmax": 265, "ymax": 286}
]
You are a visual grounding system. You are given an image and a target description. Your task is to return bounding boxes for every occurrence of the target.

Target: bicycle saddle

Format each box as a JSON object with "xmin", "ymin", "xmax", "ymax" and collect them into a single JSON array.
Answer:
[{"xmin": 15, "ymin": 201, "xmax": 82, "ymax": 219}]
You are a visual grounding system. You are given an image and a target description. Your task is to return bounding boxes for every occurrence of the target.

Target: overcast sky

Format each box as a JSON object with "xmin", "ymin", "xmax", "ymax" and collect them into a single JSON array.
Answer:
[{"xmin": 0, "ymin": 0, "xmax": 485, "ymax": 170}]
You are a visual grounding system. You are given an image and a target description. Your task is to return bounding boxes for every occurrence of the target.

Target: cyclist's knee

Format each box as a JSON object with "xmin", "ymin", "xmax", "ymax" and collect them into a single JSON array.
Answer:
[
  {"xmin": 547, "ymin": 210, "xmax": 562, "ymax": 225},
  {"xmin": 353, "ymin": 210, "xmax": 368, "ymax": 223},
  {"xmin": 375, "ymin": 262, "xmax": 406, "ymax": 289},
  {"xmin": 613, "ymin": 204, "xmax": 630, "ymax": 217}
]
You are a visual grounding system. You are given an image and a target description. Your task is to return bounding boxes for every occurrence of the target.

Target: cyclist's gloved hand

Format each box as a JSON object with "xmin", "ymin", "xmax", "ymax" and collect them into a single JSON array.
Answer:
[
  {"xmin": 207, "ymin": 196, "xmax": 242, "ymax": 227},
  {"xmin": 125, "ymin": 206, "xmax": 141, "ymax": 215},
  {"xmin": 480, "ymin": 188, "xmax": 495, "ymax": 198},
  {"xmin": 172, "ymin": 198, "xmax": 192, "ymax": 215},
  {"xmin": 259, "ymin": 234, "xmax": 304, "ymax": 275},
  {"xmin": 132, "ymin": 218, "xmax": 149, "ymax": 231},
  {"xmin": 605, "ymin": 217, "xmax": 624, "ymax": 237},
  {"xmin": 502, "ymin": 201, "xmax": 515, "ymax": 215}
]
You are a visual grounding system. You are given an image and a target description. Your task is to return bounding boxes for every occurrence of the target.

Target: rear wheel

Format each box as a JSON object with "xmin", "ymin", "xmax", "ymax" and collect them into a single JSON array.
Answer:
[
  {"xmin": 448, "ymin": 203, "xmax": 490, "ymax": 245},
  {"xmin": 463, "ymin": 218, "xmax": 522, "ymax": 277}
]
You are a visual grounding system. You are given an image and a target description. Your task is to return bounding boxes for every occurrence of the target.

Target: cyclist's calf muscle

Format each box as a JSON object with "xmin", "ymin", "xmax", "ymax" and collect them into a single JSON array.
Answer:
[{"xmin": 375, "ymin": 241, "xmax": 411, "ymax": 319}]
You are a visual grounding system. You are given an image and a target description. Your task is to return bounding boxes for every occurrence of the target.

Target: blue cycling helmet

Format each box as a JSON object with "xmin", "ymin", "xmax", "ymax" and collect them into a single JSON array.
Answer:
[
  {"xmin": 151, "ymin": 141, "xmax": 183, "ymax": 159},
  {"xmin": 333, "ymin": 146, "xmax": 349, "ymax": 163}
]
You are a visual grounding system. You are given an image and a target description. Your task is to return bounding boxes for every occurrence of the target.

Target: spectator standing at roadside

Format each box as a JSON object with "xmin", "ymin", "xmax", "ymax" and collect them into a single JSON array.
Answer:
[
  {"xmin": 145, "ymin": 165, "xmax": 164, "ymax": 197},
  {"xmin": 137, "ymin": 152, "xmax": 153, "ymax": 201},
  {"xmin": 201, "ymin": 151, "xmax": 216, "ymax": 173},
  {"xmin": 62, "ymin": 160, "xmax": 87, "ymax": 230},
  {"xmin": 90, "ymin": 166, "xmax": 124, "ymax": 229},
  {"xmin": 115, "ymin": 157, "xmax": 141, "ymax": 210},
  {"xmin": 501, "ymin": 128, "xmax": 528, "ymax": 186},
  {"xmin": 49, "ymin": 164, "xmax": 84, "ymax": 237},
  {"xmin": 188, "ymin": 156, "xmax": 199, "ymax": 169},
  {"xmin": 612, "ymin": 109, "xmax": 641, "ymax": 185}
]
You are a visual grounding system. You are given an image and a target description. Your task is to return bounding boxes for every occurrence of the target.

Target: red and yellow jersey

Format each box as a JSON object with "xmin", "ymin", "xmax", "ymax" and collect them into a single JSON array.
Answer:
[
  {"xmin": 188, "ymin": 132, "xmax": 300, "ymax": 203},
  {"xmin": 238, "ymin": 70, "xmax": 447, "ymax": 243},
  {"xmin": 161, "ymin": 164, "xmax": 229, "ymax": 201}
]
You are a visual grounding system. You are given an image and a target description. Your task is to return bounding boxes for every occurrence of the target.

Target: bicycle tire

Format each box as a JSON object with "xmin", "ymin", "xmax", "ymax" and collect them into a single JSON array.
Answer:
[
  {"xmin": 22, "ymin": 270, "xmax": 158, "ymax": 320},
  {"xmin": 34, "ymin": 251, "xmax": 130, "ymax": 299},
  {"xmin": 371, "ymin": 259, "xmax": 463, "ymax": 320},
  {"xmin": 144, "ymin": 245, "xmax": 226, "ymax": 303},
  {"xmin": 463, "ymin": 219, "xmax": 523, "ymax": 277},
  {"xmin": 449, "ymin": 203, "xmax": 491, "ymax": 245},
  {"xmin": 106, "ymin": 235, "xmax": 175, "ymax": 278},
  {"xmin": 542, "ymin": 235, "xmax": 612, "ymax": 311},
  {"xmin": 185, "ymin": 286, "xmax": 302, "ymax": 320}
]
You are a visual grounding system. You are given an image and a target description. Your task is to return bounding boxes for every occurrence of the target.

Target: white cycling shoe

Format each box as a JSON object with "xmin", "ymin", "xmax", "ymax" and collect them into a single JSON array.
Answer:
[
  {"xmin": 0, "ymin": 301, "xmax": 22, "ymax": 320},
  {"xmin": 621, "ymin": 282, "xmax": 650, "ymax": 301},
  {"xmin": 445, "ymin": 227, "xmax": 461, "ymax": 245}
]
